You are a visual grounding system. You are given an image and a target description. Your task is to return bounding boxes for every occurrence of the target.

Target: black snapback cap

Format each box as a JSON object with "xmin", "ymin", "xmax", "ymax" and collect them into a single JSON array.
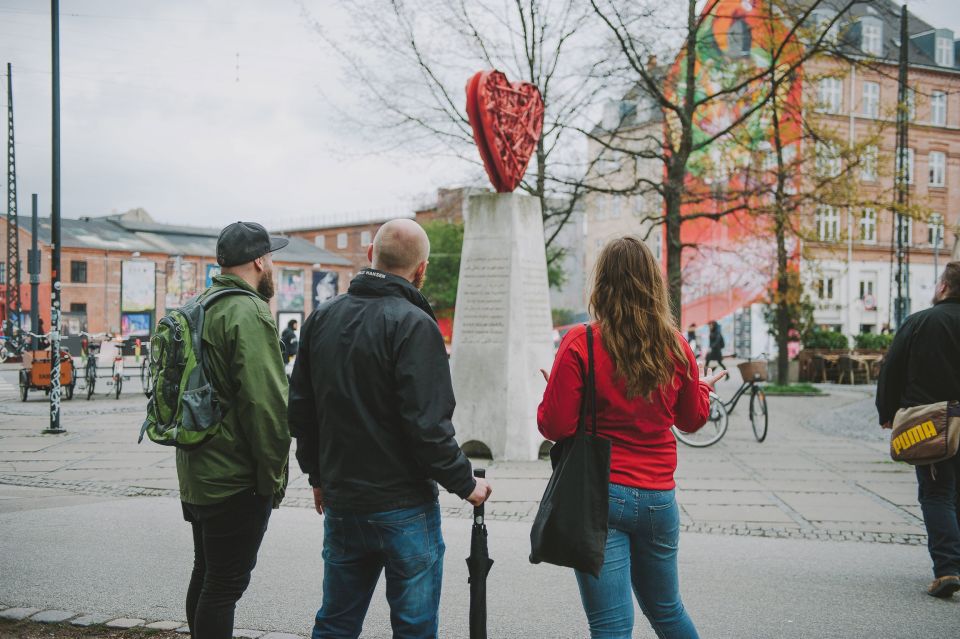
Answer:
[{"xmin": 216, "ymin": 221, "xmax": 290, "ymax": 267}]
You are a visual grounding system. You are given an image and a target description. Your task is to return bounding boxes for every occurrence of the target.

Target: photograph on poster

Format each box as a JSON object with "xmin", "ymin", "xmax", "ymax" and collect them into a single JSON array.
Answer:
[
  {"xmin": 121, "ymin": 312, "xmax": 153, "ymax": 338},
  {"xmin": 278, "ymin": 268, "xmax": 305, "ymax": 310},
  {"xmin": 121, "ymin": 260, "xmax": 156, "ymax": 312},
  {"xmin": 205, "ymin": 264, "xmax": 221, "ymax": 288},
  {"xmin": 313, "ymin": 271, "xmax": 339, "ymax": 307}
]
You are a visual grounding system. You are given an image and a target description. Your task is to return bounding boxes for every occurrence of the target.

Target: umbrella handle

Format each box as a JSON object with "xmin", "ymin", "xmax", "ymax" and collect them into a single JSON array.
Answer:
[{"xmin": 473, "ymin": 468, "xmax": 485, "ymax": 524}]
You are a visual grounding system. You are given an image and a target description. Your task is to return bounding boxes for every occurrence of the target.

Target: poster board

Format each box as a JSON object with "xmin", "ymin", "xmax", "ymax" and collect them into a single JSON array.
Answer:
[
  {"xmin": 278, "ymin": 268, "xmax": 305, "ymax": 311},
  {"xmin": 121, "ymin": 260, "xmax": 156, "ymax": 312},
  {"xmin": 312, "ymin": 271, "xmax": 339, "ymax": 307}
]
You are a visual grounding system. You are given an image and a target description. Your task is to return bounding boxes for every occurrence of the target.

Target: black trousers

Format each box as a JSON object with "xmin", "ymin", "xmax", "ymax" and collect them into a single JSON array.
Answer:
[
  {"xmin": 182, "ymin": 489, "xmax": 273, "ymax": 639},
  {"xmin": 916, "ymin": 453, "xmax": 960, "ymax": 577}
]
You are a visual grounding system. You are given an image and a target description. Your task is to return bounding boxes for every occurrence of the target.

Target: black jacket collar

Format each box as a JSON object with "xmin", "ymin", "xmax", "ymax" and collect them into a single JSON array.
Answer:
[
  {"xmin": 934, "ymin": 297, "xmax": 960, "ymax": 307},
  {"xmin": 348, "ymin": 269, "xmax": 437, "ymax": 322}
]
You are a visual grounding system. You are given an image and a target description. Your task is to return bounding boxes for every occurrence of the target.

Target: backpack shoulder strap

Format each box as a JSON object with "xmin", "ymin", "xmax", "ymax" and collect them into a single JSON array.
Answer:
[{"xmin": 199, "ymin": 287, "xmax": 258, "ymax": 309}]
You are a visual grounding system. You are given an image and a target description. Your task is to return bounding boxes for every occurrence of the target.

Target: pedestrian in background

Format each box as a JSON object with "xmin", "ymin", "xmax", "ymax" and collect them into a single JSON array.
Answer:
[
  {"xmin": 180, "ymin": 222, "xmax": 292, "ymax": 639},
  {"xmin": 876, "ymin": 261, "xmax": 960, "ymax": 598},
  {"xmin": 686, "ymin": 323, "xmax": 701, "ymax": 359},
  {"xmin": 704, "ymin": 320, "xmax": 726, "ymax": 373},
  {"xmin": 281, "ymin": 318, "xmax": 299, "ymax": 363},
  {"xmin": 289, "ymin": 218, "xmax": 492, "ymax": 639},
  {"xmin": 538, "ymin": 237, "xmax": 726, "ymax": 639}
]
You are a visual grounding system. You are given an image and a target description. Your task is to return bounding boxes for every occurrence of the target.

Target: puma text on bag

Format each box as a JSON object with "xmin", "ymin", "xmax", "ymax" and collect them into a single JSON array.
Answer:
[
  {"xmin": 889, "ymin": 400, "xmax": 960, "ymax": 465},
  {"xmin": 138, "ymin": 288, "xmax": 257, "ymax": 449}
]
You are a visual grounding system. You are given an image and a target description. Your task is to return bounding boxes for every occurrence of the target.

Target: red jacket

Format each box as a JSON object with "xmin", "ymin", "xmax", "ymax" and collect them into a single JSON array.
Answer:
[{"xmin": 537, "ymin": 323, "xmax": 710, "ymax": 490}]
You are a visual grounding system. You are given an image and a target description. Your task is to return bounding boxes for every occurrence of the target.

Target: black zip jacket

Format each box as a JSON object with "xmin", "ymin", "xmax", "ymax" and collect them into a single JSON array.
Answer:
[
  {"xmin": 876, "ymin": 298, "xmax": 960, "ymax": 425},
  {"xmin": 288, "ymin": 268, "xmax": 475, "ymax": 512}
]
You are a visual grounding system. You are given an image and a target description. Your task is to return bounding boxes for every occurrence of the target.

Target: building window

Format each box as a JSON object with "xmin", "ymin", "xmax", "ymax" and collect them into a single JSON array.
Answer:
[
  {"xmin": 610, "ymin": 198, "xmax": 621, "ymax": 219},
  {"xmin": 906, "ymin": 87, "xmax": 916, "ymax": 121},
  {"xmin": 929, "ymin": 214, "xmax": 945, "ymax": 247},
  {"xmin": 360, "ymin": 230, "xmax": 372, "ymax": 246},
  {"xmin": 314, "ymin": 235, "xmax": 325, "ymax": 249},
  {"xmin": 336, "ymin": 232, "xmax": 348, "ymax": 249},
  {"xmin": 861, "ymin": 19, "xmax": 882, "ymax": 56},
  {"xmin": 894, "ymin": 216, "xmax": 913, "ymax": 246},
  {"xmin": 816, "ymin": 142, "xmax": 841, "ymax": 178},
  {"xmin": 70, "ymin": 303, "xmax": 87, "ymax": 314},
  {"xmin": 936, "ymin": 36, "xmax": 953, "ymax": 67},
  {"xmin": 815, "ymin": 206, "xmax": 840, "ymax": 241},
  {"xmin": 816, "ymin": 277, "xmax": 835, "ymax": 300},
  {"xmin": 727, "ymin": 19, "xmax": 751, "ymax": 57},
  {"xmin": 861, "ymin": 145, "xmax": 877, "ymax": 181},
  {"xmin": 896, "ymin": 148, "xmax": 914, "ymax": 184},
  {"xmin": 817, "ymin": 77, "xmax": 843, "ymax": 114},
  {"xmin": 859, "ymin": 280, "xmax": 874, "ymax": 300},
  {"xmin": 70, "ymin": 260, "xmax": 87, "ymax": 283},
  {"xmin": 0, "ymin": 263, "xmax": 4, "ymax": 285},
  {"xmin": 931, "ymin": 91, "xmax": 947, "ymax": 126},
  {"xmin": 862, "ymin": 82, "xmax": 880, "ymax": 118},
  {"xmin": 859, "ymin": 208, "xmax": 877, "ymax": 243},
  {"xmin": 929, "ymin": 151, "xmax": 946, "ymax": 187}
]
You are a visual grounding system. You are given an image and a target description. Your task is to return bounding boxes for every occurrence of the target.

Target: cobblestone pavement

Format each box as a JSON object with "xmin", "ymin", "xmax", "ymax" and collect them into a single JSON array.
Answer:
[{"xmin": 0, "ymin": 364, "xmax": 925, "ymax": 544}]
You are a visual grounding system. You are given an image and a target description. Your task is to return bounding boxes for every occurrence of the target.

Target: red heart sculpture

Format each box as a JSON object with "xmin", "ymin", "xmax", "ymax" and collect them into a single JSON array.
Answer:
[{"xmin": 466, "ymin": 70, "xmax": 544, "ymax": 193}]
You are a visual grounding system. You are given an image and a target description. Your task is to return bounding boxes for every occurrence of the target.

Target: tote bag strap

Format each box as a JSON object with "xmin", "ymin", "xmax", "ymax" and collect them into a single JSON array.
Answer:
[{"xmin": 576, "ymin": 323, "xmax": 599, "ymax": 436}]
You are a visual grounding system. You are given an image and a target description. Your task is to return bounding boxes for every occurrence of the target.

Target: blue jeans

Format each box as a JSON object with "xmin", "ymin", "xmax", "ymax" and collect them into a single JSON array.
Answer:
[
  {"xmin": 313, "ymin": 501, "xmax": 444, "ymax": 639},
  {"xmin": 575, "ymin": 484, "xmax": 699, "ymax": 639},
  {"xmin": 916, "ymin": 453, "xmax": 960, "ymax": 577}
]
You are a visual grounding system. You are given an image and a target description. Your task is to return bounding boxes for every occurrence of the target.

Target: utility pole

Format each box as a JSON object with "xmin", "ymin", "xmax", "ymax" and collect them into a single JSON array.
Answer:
[
  {"xmin": 45, "ymin": 0, "xmax": 64, "ymax": 434},
  {"xmin": 5, "ymin": 62, "xmax": 21, "ymax": 341},
  {"xmin": 29, "ymin": 194, "xmax": 38, "ymax": 351},
  {"xmin": 892, "ymin": 5, "xmax": 911, "ymax": 330}
]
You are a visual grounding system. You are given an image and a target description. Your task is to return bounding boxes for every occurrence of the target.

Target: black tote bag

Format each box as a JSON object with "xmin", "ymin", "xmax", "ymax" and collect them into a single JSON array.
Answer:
[{"xmin": 529, "ymin": 324, "xmax": 612, "ymax": 578}]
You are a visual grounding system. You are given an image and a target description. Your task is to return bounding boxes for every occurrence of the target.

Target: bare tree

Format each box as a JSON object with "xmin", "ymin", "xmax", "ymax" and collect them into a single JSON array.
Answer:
[{"xmin": 302, "ymin": 0, "xmax": 610, "ymax": 273}]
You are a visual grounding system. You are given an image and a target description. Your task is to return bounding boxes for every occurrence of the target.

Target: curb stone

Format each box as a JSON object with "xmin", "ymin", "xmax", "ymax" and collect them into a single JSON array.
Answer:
[
  {"xmin": 260, "ymin": 633, "xmax": 304, "ymax": 639},
  {"xmin": 233, "ymin": 630, "xmax": 265, "ymax": 638},
  {"xmin": 145, "ymin": 621, "xmax": 185, "ymax": 631},
  {"xmin": 71, "ymin": 614, "xmax": 114, "ymax": 627},
  {"xmin": 176, "ymin": 626, "xmax": 191, "ymax": 634},
  {"xmin": 0, "ymin": 608, "xmax": 41, "ymax": 621},
  {"xmin": 30, "ymin": 610, "xmax": 76, "ymax": 624},
  {"xmin": 106, "ymin": 618, "xmax": 145, "ymax": 629}
]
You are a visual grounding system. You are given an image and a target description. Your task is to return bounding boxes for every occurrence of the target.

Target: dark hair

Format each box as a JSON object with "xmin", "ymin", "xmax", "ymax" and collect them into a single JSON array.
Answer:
[
  {"xmin": 287, "ymin": 319, "xmax": 298, "ymax": 329},
  {"xmin": 942, "ymin": 262, "xmax": 960, "ymax": 298}
]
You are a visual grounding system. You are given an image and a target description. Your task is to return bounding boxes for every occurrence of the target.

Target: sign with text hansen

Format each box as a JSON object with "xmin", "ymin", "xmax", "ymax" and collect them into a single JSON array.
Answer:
[{"xmin": 121, "ymin": 260, "xmax": 156, "ymax": 312}]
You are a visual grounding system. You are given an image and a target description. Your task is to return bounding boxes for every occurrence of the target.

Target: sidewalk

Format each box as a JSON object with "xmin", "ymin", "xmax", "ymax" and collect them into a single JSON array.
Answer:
[{"xmin": 0, "ymin": 366, "xmax": 924, "ymax": 544}]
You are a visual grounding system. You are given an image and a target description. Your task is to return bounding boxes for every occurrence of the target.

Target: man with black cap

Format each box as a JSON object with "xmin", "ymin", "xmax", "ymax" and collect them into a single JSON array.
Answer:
[{"xmin": 178, "ymin": 221, "xmax": 292, "ymax": 639}]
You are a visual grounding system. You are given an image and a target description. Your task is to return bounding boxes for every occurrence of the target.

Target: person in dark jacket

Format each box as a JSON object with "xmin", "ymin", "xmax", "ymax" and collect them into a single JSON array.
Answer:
[
  {"xmin": 288, "ymin": 218, "xmax": 492, "ymax": 639},
  {"xmin": 280, "ymin": 319, "xmax": 298, "ymax": 363},
  {"xmin": 704, "ymin": 320, "xmax": 726, "ymax": 373},
  {"xmin": 877, "ymin": 261, "xmax": 960, "ymax": 598}
]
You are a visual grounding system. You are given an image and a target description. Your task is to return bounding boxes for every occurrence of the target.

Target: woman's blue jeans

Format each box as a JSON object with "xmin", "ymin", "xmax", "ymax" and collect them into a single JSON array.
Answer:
[{"xmin": 575, "ymin": 484, "xmax": 699, "ymax": 639}]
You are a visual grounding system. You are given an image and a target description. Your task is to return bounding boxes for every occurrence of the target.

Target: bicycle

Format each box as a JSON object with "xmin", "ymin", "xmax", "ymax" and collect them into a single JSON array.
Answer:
[
  {"xmin": 16, "ymin": 331, "xmax": 76, "ymax": 401},
  {"xmin": 673, "ymin": 355, "xmax": 769, "ymax": 447},
  {"xmin": 139, "ymin": 342, "xmax": 153, "ymax": 398},
  {"xmin": 79, "ymin": 332, "xmax": 124, "ymax": 400},
  {"xmin": 0, "ymin": 326, "xmax": 27, "ymax": 362}
]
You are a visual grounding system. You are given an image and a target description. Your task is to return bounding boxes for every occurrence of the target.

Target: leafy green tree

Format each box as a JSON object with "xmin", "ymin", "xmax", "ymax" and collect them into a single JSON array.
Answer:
[{"xmin": 421, "ymin": 220, "xmax": 464, "ymax": 312}]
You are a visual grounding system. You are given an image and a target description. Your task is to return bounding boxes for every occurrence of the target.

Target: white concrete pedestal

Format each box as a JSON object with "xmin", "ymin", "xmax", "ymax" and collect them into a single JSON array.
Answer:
[{"xmin": 450, "ymin": 193, "xmax": 555, "ymax": 461}]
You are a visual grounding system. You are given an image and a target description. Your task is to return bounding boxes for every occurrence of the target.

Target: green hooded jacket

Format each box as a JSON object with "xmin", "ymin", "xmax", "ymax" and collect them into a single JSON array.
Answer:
[{"xmin": 176, "ymin": 273, "xmax": 291, "ymax": 506}]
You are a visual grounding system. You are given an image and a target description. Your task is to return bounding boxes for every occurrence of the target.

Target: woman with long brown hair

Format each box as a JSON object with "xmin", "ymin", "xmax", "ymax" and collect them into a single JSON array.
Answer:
[{"xmin": 538, "ymin": 237, "xmax": 725, "ymax": 639}]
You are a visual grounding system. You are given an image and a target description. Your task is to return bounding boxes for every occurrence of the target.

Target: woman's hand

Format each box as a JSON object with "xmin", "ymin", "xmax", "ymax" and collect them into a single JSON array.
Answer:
[{"xmin": 702, "ymin": 370, "xmax": 728, "ymax": 390}]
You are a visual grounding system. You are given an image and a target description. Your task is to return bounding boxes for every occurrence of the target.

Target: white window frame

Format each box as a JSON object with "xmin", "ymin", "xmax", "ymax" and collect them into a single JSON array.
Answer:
[
  {"xmin": 896, "ymin": 148, "xmax": 914, "ymax": 184},
  {"xmin": 815, "ymin": 206, "xmax": 840, "ymax": 242},
  {"xmin": 314, "ymin": 234, "xmax": 325, "ymax": 249},
  {"xmin": 817, "ymin": 77, "xmax": 843, "ymax": 114},
  {"xmin": 862, "ymin": 81, "xmax": 880, "ymax": 118},
  {"xmin": 360, "ymin": 230, "xmax": 372, "ymax": 246},
  {"xmin": 929, "ymin": 151, "xmax": 946, "ymax": 187},
  {"xmin": 861, "ymin": 145, "xmax": 877, "ymax": 182},
  {"xmin": 336, "ymin": 232, "xmax": 348, "ymax": 249},
  {"xmin": 931, "ymin": 91, "xmax": 947, "ymax": 126},
  {"xmin": 894, "ymin": 216, "xmax": 913, "ymax": 246},
  {"xmin": 817, "ymin": 277, "xmax": 836, "ymax": 300},
  {"xmin": 929, "ymin": 214, "xmax": 945, "ymax": 247},
  {"xmin": 859, "ymin": 279, "xmax": 875, "ymax": 300},
  {"xmin": 816, "ymin": 142, "xmax": 841, "ymax": 178},
  {"xmin": 936, "ymin": 37, "xmax": 953, "ymax": 67},
  {"xmin": 906, "ymin": 87, "xmax": 916, "ymax": 121},
  {"xmin": 861, "ymin": 20, "xmax": 882, "ymax": 56},
  {"xmin": 859, "ymin": 208, "xmax": 877, "ymax": 244}
]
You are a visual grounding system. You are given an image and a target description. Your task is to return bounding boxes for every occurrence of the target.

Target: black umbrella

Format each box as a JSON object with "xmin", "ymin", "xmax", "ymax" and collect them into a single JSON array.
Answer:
[{"xmin": 466, "ymin": 468, "xmax": 493, "ymax": 639}]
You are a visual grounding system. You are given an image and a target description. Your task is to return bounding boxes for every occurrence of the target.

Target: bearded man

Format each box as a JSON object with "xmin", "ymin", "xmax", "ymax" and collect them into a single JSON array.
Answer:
[
  {"xmin": 177, "ymin": 221, "xmax": 292, "ymax": 639},
  {"xmin": 289, "ymin": 218, "xmax": 491, "ymax": 639}
]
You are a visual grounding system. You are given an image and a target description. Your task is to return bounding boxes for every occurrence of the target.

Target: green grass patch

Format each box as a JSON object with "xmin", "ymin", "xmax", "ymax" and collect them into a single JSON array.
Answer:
[{"xmin": 762, "ymin": 383, "xmax": 823, "ymax": 395}]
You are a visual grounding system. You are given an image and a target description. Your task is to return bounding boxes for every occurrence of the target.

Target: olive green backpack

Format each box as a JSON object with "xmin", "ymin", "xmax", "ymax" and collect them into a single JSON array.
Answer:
[{"xmin": 138, "ymin": 288, "xmax": 256, "ymax": 449}]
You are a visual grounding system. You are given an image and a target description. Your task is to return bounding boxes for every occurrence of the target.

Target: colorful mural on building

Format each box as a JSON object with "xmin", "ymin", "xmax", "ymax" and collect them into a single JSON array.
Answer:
[{"xmin": 665, "ymin": 0, "xmax": 804, "ymax": 327}]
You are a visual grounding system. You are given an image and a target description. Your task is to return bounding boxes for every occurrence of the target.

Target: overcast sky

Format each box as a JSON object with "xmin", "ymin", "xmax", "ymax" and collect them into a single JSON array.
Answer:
[{"xmin": 1, "ymin": 0, "xmax": 958, "ymax": 231}]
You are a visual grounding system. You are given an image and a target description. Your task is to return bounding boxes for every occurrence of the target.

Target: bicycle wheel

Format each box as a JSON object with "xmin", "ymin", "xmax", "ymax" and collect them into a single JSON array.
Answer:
[
  {"xmin": 86, "ymin": 363, "xmax": 96, "ymax": 400},
  {"xmin": 140, "ymin": 359, "xmax": 153, "ymax": 397},
  {"xmin": 750, "ymin": 386, "xmax": 769, "ymax": 442},
  {"xmin": 115, "ymin": 374, "xmax": 122, "ymax": 399},
  {"xmin": 673, "ymin": 392, "xmax": 729, "ymax": 447}
]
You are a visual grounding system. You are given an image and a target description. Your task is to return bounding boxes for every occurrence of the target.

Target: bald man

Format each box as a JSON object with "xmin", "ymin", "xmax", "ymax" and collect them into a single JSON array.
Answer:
[{"xmin": 289, "ymin": 218, "xmax": 492, "ymax": 639}]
